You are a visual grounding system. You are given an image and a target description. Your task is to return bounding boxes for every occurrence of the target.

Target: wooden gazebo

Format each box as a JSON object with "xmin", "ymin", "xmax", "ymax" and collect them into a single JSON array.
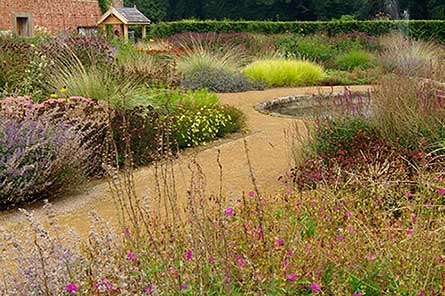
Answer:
[{"xmin": 97, "ymin": 6, "xmax": 151, "ymax": 42}]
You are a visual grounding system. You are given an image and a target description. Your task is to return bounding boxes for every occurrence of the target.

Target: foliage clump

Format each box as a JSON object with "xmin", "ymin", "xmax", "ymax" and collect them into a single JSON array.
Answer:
[{"xmin": 243, "ymin": 59, "xmax": 326, "ymax": 87}]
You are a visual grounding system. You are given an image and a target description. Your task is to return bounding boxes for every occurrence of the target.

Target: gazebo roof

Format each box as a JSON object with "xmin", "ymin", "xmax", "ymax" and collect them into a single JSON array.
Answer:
[{"xmin": 97, "ymin": 6, "xmax": 151, "ymax": 25}]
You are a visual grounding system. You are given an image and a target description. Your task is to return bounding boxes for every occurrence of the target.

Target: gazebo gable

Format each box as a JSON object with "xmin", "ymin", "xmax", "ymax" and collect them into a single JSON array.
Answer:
[
  {"xmin": 97, "ymin": 8, "xmax": 129, "ymax": 25},
  {"xmin": 97, "ymin": 7, "xmax": 151, "ymax": 26},
  {"xmin": 97, "ymin": 6, "xmax": 151, "ymax": 42}
]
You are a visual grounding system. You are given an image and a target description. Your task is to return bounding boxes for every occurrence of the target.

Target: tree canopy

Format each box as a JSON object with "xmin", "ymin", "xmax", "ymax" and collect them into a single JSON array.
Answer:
[{"xmin": 124, "ymin": 0, "xmax": 445, "ymax": 22}]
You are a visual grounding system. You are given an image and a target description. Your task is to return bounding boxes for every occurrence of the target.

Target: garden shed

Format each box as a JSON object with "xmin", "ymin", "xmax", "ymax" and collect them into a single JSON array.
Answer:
[{"xmin": 97, "ymin": 6, "xmax": 151, "ymax": 42}]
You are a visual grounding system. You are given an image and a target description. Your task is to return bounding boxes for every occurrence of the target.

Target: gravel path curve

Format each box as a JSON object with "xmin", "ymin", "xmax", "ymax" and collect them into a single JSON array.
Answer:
[{"xmin": 0, "ymin": 85, "xmax": 371, "ymax": 235}]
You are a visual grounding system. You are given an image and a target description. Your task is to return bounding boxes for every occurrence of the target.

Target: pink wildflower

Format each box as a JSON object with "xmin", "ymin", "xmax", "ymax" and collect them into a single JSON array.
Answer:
[
  {"xmin": 345, "ymin": 211, "xmax": 351, "ymax": 218},
  {"xmin": 418, "ymin": 290, "xmax": 426, "ymax": 296},
  {"xmin": 287, "ymin": 249, "xmax": 294, "ymax": 257},
  {"xmin": 412, "ymin": 215, "xmax": 417, "ymax": 223},
  {"xmin": 185, "ymin": 249, "xmax": 193, "ymax": 261},
  {"xmin": 208, "ymin": 257, "xmax": 215, "ymax": 263},
  {"xmin": 180, "ymin": 282, "xmax": 189, "ymax": 290},
  {"xmin": 439, "ymin": 187, "xmax": 445, "ymax": 195},
  {"xmin": 310, "ymin": 282, "xmax": 321, "ymax": 292},
  {"xmin": 224, "ymin": 207, "xmax": 234, "ymax": 216},
  {"xmin": 407, "ymin": 229, "xmax": 413, "ymax": 236},
  {"xmin": 124, "ymin": 226, "xmax": 131, "ymax": 239},
  {"xmin": 248, "ymin": 191, "xmax": 255, "ymax": 197},
  {"xmin": 405, "ymin": 191, "xmax": 414, "ymax": 198},
  {"xmin": 337, "ymin": 236, "xmax": 344, "ymax": 241},
  {"xmin": 282, "ymin": 260, "xmax": 289, "ymax": 269},
  {"xmin": 286, "ymin": 273, "xmax": 297, "ymax": 281},
  {"xmin": 144, "ymin": 285, "xmax": 153, "ymax": 294},
  {"xmin": 127, "ymin": 251, "xmax": 137, "ymax": 261},
  {"xmin": 95, "ymin": 278, "xmax": 115, "ymax": 292},
  {"xmin": 66, "ymin": 283, "xmax": 78, "ymax": 293},
  {"xmin": 236, "ymin": 256, "xmax": 246, "ymax": 267},
  {"xmin": 276, "ymin": 238, "xmax": 284, "ymax": 247},
  {"xmin": 170, "ymin": 268, "xmax": 179, "ymax": 278}
]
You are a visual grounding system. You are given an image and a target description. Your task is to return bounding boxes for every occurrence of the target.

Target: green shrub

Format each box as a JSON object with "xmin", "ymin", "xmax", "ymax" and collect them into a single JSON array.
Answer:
[
  {"xmin": 142, "ymin": 87, "xmax": 220, "ymax": 110},
  {"xmin": 0, "ymin": 38, "xmax": 49, "ymax": 98},
  {"xmin": 172, "ymin": 104, "xmax": 245, "ymax": 147},
  {"xmin": 334, "ymin": 49, "xmax": 375, "ymax": 71},
  {"xmin": 243, "ymin": 59, "xmax": 326, "ymax": 87},
  {"xmin": 278, "ymin": 35, "xmax": 336, "ymax": 63}
]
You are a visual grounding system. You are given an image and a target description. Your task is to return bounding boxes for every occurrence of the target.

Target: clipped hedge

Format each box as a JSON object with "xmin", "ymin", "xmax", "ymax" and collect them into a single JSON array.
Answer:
[{"xmin": 149, "ymin": 20, "xmax": 445, "ymax": 42}]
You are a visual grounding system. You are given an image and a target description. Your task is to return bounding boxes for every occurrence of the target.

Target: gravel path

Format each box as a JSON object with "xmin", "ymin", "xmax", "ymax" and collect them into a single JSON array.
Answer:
[{"xmin": 0, "ymin": 85, "xmax": 371, "ymax": 235}]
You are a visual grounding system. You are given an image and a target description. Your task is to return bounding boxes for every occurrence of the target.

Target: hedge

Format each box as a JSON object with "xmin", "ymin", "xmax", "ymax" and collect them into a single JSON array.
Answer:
[{"xmin": 149, "ymin": 20, "xmax": 445, "ymax": 42}]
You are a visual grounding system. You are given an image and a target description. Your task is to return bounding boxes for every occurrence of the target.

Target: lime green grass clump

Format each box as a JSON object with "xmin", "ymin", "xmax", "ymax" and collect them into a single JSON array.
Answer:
[{"xmin": 243, "ymin": 59, "xmax": 326, "ymax": 87}]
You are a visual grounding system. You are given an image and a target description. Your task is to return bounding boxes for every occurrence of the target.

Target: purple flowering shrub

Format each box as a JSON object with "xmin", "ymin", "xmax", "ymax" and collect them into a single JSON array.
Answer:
[
  {"xmin": 0, "ymin": 97, "xmax": 108, "ymax": 207},
  {"xmin": 181, "ymin": 66, "xmax": 265, "ymax": 93}
]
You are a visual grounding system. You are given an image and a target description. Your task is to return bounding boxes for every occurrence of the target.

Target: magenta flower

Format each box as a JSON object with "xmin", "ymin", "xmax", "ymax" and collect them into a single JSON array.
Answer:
[
  {"xmin": 310, "ymin": 282, "xmax": 321, "ymax": 292},
  {"xmin": 418, "ymin": 290, "xmax": 426, "ymax": 296},
  {"xmin": 406, "ymin": 229, "xmax": 413, "ymax": 236},
  {"xmin": 439, "ymin": 187, "xmax": 445, "ymax": 195},
  {"xmin": 286, "ymin": 273, "xmax": 297, "ymax": 281},
  {"xmin": 170, "ymin": 268, "xmax": 179, "ymax": 278},
  {"xmin": 180, "ymin": 282, "xmax": 189, "ymax": 290},
  {"xmin": 224, "ymin": 207, "xmax": 234, "ymax": 216},
  {"xmin": 405, "ymin": 191, "xmax": 414, "ymax": 198},
  {"xmin": 248, "ymin": 191, "xmax": 255, "ymax": 197},
  {"xmin": 124, "ymin": 226, "xmax": 131, "ymax": 239},
  {"xmin": 95, "ymin": 278, "xmax": 115, "ymax": 292},
  {"xmin": 287, "ymin": 249, "xmax": 294, "ymax": 257},
  {"xmin": 345, "ymin": 211, "xmax": 351, "ymax": 218},
  {"xmin": 412, "ymin": 215, "xmax": 417, "ymax": 223},
  {"xmin": 185, "ymin": 249, "xmax": 193, "ymax": 261},
  {"xmin": 145, "ymin": 285, "xmax": 153, "ymax": 294},
  {"xmin": 208, "ymin": 257, "xmax": 215, "ymax": 263},
  {"xmin": 127, "ymin": 251, "xmax": 137, "ymax": 261},
  {"xmin": 276, "ymin": 238, "xmax": 284, "ymax": 247},
  {"xmin": 337, "ymin": 236, "xmax": 344, "ymax": 241},
  {"xmin": 236, "ymin": 256, "xmax": 246, "ymax": 267},
  {"xmin": 282, "ymin": 260, "xmax": 289, "ymax": 269},
  {"xmin": 66, "ymin": 283, "xmax": 78, "ymax": 293}
]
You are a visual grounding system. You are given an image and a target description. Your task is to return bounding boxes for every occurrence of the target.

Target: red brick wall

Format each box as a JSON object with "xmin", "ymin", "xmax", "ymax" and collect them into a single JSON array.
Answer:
[{"xmin": 0, "ymin": 0, "xmax": 102, "ymax": 34}]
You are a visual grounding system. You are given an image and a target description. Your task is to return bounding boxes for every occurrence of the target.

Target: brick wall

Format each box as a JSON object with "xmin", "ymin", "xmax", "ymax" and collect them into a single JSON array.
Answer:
[{"xmin": 0, "ymin": 0, "xmax": 102, "ymax": 34}]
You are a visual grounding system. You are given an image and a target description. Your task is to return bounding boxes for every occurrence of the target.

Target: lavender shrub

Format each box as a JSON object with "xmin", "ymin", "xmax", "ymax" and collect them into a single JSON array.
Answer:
[{"xmin": 0, "ymin": 97, "xmax": 108, "ymax": 207}]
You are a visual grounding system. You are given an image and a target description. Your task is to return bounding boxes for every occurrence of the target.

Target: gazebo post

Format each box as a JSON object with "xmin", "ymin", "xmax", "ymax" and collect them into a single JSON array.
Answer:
[
  {"xmin": 141, "ymin": 25, "xmax": 146, "ymax": 40},
  {"xmin": 123, "ymin": 24, "xmax": 128, "ymax": 42}
]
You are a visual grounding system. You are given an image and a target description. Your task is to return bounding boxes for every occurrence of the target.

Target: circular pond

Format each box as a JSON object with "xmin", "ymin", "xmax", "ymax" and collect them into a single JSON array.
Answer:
[{"xmin": 256, "ymin": 89, "xmax": 372, "ymax": 119}]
